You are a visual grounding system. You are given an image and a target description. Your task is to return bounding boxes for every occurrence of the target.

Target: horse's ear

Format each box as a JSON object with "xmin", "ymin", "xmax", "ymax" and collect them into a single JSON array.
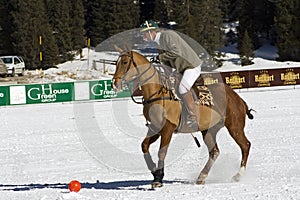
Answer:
[
  {"xmin": 114, "ymin": 45, "xmax": 123, "ymax": 53},
  {"xmin": 124, "ymin": 43, "xmax": 131, "ymax": 52}
]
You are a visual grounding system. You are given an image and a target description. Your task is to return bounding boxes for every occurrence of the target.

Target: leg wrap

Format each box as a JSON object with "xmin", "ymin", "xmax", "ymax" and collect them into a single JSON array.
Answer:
[
  {"xmin": 144, "ymin": 153, "xmax": 156, "ymax": 171},
  {"xmin": 157, "ymin": 160, "xmax": 164, "ymax": 170}
]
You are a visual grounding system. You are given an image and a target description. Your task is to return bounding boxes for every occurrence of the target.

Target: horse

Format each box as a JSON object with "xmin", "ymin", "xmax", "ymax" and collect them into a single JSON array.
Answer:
[{"xmin": 112, "ymin": 47, "xmax": 253, "ymax": 188}]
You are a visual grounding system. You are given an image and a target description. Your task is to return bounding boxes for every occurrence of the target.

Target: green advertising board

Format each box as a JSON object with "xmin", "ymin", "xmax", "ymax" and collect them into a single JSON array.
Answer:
[
  {"xmin": 0, "ymin": 86, "xmax": 10, "ymax": 106},
  {"xmin": 0, "ymin": 79, "xmax": 132, "ymax": 106},
  {"xmin": 25, "ymin": 82, "xmax": 74, "ymax": 104},
  {"xmin": 89, "ymin": 80, "xmax": 130, "ymax": 100}
]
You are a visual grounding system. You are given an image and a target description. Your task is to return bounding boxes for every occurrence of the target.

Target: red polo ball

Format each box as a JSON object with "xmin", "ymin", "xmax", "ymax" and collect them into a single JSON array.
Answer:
[{"xmin": 68, "ymin": 180, "xmax": 81, "ymax": 192}]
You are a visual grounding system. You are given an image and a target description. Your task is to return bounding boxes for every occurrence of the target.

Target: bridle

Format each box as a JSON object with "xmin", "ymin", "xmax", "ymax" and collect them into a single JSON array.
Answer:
[
  {"xmin": 114, "ymin": 51, "xmax": 175, "ymax": 105},
  {"xmin": 114, "ymin": 51, "xmax": 157, "ymax": 89}
]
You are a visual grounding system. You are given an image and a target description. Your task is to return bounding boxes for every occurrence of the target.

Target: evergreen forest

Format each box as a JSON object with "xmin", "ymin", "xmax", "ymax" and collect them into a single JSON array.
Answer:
[{"xmin": 0, "ymin": 0, "xmax": 299, "ymax": 68}]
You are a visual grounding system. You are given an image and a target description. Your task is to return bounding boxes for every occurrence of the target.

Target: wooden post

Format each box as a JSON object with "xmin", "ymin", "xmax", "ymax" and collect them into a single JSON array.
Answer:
[
  {"xmin": 39, "ymin": 35, "xmax": 43, "ymax": 78},
  {"xmin": 103, "ymin": 62, "xmax": 107, "ymax": 74},
  {"xmin": 87, "ymin": 38, "xmax": 90, "ymax": 69}
]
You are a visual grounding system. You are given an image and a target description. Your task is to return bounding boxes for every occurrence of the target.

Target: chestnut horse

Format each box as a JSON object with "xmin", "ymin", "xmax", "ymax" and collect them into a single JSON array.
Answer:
[{"xmin": 112, "ymin": 48, "xmax": 253, "ymax": 188}]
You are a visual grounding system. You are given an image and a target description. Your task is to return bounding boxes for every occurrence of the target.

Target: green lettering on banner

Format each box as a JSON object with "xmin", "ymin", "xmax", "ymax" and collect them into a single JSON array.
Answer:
[
  {"xmin": 26, "ymin": 82, "xmax": 74, "ymax": 104},
  {"xmin": 0, "ymin": 86, "xmax": 10, "ymax": 106},
  {"xmin": 89, "ymin": 80, "xmax": 130, "ymax": 100}
]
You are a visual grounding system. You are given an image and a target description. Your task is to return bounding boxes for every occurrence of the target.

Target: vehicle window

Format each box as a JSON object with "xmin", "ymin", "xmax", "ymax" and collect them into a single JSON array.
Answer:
[
  {"xmin": 18, "ymin": 56, "xmax": 24, "ymax": 62},
  {"xmin": 14, "ymin": 57, "xmax": 21, "ymax": 64},
  {"xmin": 2, "ymin": 58, "xmax": 12, "ymax": 64}
]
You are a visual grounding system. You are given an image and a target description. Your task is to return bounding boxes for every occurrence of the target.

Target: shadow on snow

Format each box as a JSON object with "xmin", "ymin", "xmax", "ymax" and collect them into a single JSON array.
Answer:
[{"xmin": 0, "ymin": 179, "xmax": 187, "ymax": 191}]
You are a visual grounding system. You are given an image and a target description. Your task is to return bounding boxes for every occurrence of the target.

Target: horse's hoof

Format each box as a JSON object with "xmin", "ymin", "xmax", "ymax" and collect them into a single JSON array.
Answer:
[
  {"xmin": 151, "ymin": 182, "xmax": 163, "ymax": 188},
  {"xmin": 196, "ymin": 173, "xmax": 207, "ymax": 185},
  {"xmin": 196, "ymin": 179, "xmax": 205, "ymax": 185},
  {"xmin": 232, "ymin": 174, "xmax": 241, "ymax": 182},
  {"xmin": 232, "ymin": 167, "xmax": 245, "ymax": 182}
]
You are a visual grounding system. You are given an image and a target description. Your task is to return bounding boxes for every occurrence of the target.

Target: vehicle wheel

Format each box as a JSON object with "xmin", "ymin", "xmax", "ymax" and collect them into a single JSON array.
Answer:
[
  {"xmin": 19, "ymin": 68, "xmax": 25, "ymax": 76},
  {"xmin": 11, "ymin": 68, "xmax": 15, "ymax": 77}
]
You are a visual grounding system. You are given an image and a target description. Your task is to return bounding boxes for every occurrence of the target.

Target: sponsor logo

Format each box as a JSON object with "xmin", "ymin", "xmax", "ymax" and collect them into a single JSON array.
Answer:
[
  {"xmin": 255, "ymin": 70, "xmax": 274, "ymax": 87},
  {"xmin": 27, "ymin": 84, "xmax": 70, "ymax": 103},
  {"xmin": 281, "ymin": 69, "xmax": 300, "ymax": 85},
  {"xmin": 225, "ymin": 72, "xmax": 245, "ymax": 88},
  {"xmin": 91, "ymin": 80, "xmax": 118, "ymax": 98},
  {"xmin": 203, "ymin": 74, "xmax": 219, "ymax": 85}
]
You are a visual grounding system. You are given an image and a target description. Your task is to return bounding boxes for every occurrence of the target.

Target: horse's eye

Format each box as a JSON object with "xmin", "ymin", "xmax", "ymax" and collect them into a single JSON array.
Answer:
[{"xmin": 123, "ymin": 61, "xmax": 128, "ymax": 65}]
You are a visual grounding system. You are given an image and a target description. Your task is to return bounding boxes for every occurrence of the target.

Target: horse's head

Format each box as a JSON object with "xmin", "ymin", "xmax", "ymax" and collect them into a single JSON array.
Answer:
[{"xmin": 112, "ymin": 45, "xmax": 149, "ymax": 92}]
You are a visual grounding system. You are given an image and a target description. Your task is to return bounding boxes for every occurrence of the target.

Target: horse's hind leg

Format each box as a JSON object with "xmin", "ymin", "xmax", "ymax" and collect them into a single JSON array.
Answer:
[
  {"xmin": 197, "ymin": 123, "xmax": 222, "ymax": 184},
  {"xmin": 227, "ymin": 126, "xmax": 251, "ymax": 182}
]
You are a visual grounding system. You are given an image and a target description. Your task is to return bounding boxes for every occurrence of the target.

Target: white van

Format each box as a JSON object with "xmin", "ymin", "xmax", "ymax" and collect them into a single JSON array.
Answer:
[{"xmin": 0, "ymin": 56, "xmax": 25, "ymax": 76}]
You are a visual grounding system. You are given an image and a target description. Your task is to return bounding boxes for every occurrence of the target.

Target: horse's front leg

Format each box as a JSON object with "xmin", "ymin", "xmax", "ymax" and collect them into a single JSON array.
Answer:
[
  {"xmin": 151, "ymin": 121, "xmax": 176, "ymax": 188},
  {"xmin": 141, "ymin": 126, "xmax": 160, "ymax": 172}
]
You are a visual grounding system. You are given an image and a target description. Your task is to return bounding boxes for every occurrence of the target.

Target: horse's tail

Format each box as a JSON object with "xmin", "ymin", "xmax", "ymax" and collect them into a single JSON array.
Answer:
[
  {"xmin": 246, "ymin": 109, "xmax": 255, "ymax": 120},
  {"xmin": 242, "ymin": 99, "xmax": 255, "ymax": 120}
]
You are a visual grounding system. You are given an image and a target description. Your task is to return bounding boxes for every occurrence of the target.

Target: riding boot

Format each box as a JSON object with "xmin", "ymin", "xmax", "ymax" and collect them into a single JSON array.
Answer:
[{"xmin": 182, "ymin": 91, "xmax": 198, "ymax": 131}]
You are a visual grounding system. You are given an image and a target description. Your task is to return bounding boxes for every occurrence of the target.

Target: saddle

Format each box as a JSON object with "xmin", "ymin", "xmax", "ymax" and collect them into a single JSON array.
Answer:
[
  {"xmin": 155, "ymin": 63, "xmax": 214, "ymax": 106},
  {"xmin": 154, "ymin": 63, "xmax": 215, "ymax": 133}
]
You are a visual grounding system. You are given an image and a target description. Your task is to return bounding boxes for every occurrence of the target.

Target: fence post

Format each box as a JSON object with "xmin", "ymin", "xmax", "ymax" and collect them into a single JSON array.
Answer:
[
  {"xmin": 103, "ymin": 62, "xmax": 107, "ymax": 74},
  {"xmin": 92, "ymin": 60, "xmax": 97, "ymax": 70}
]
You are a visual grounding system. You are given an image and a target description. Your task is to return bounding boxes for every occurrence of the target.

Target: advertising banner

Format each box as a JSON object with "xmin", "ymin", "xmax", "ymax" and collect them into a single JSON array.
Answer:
[
  {"xmin": 221, "ymin": 71, "xmax": 250, "ymax": 89},
  {"xmin": 249, "ymin": 67, "xmax": 300, "ymax": 88},
  {"xmin": 26, "ymin": 82, "xmax": 74, "ymax": 104},
  {"xmin": 10, "ymin": 85, "xmax": 26, "ymax": 105},
  {"xmin": 0, "ymin": 86, "xmax": 10, "ymax": 106},
  {"xmin": 0, "ymin": 67, "xmax": 299, "ymax": 107},
  {"xmin": 89, "ymin": 79, "xmax": 130, "ymax": 100},
  {"xmin": 201, "ymin": 72, "xmax": 223, "ymax": 85},
  {"xmin": 279, "ymin": 68, "xmax": 300, "ymax": 86}
]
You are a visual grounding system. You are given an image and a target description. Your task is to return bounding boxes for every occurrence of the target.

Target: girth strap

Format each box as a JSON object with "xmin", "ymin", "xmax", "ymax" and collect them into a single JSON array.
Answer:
[{"xmin": 143, "ymin": 96, "xmax": 176, "ymax": 105}]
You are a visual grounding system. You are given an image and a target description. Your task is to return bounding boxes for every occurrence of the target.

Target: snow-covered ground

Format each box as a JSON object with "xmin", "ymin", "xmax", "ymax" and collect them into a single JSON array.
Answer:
[
  {"xmin": 26, "ymin": 43, "xmax": 300, "ymax": 84},
  {"xmin": 0, "ymin": 43, "xmax": 299, "ymax": 199},
  {"xmin": 0, "ymin": 86, "xmax": 299, "ymax": 199},
  {"xmin": 217, "ymin": 43, "xmax": 300, "ymax": 72}
]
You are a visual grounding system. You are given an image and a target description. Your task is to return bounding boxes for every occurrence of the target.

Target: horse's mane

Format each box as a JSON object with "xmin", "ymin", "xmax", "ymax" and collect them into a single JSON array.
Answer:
[{"xmin": 131, "ymin": 50, "xmax": 150, "ymax": 63}]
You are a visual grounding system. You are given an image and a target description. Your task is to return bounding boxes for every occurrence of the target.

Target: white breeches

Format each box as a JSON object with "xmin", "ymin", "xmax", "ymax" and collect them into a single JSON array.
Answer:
[{"xmin": 179, "ymin": 64, "xmax": 202, "ymax": 94}]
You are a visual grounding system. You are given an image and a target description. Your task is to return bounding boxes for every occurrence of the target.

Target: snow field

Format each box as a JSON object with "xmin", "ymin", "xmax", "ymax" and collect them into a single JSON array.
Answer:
[{"xmin": 0, "ymin": 87, "xmax": 299, "ymax": 199}]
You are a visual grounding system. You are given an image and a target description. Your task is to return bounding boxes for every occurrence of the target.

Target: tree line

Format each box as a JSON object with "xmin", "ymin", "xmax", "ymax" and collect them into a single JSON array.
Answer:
[{"xmin": 0, "ymin": 0, "xmax": 299, "ymax": 68}]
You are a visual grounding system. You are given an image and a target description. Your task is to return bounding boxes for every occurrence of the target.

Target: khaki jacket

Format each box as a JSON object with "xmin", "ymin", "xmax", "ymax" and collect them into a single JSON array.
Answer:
[{"xmin": 157, "ymin": 30, "xmax": 202, "ymax": 73}]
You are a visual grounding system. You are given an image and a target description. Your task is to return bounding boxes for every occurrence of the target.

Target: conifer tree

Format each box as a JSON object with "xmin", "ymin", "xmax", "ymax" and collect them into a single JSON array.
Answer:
[
  {"xmin": 220, "ymin": 0, "xmax": 238, "ymax": 22},
  {"xmin": 35, "ymin": 0, "xmax": 60, "ymax": 66},
  {"xmin": 169, "ymin": 0, "xmax": 190, "ymax": 34},
  {"xmin": 153, "ymin": 0, "xmax": 169, "ymax": 27},
  {"xmin": 10, "ymin": 0, "xmax": 59, "ymax": 67},
  {"xmin": 193, "ymin": 0, "xmax": 223, "ymax": 55},
  {"xmin": 239, "ymin": 30, "xmax": 254, "ymax": 66},
  {"xmin": 70, "ymin": 0, "xmax": 85, "ymax": 56},
  {"xmin": 139, "ymin": 0, "xmax": 155, "ymax": 22},
  {"xmin": 84, "ymin": 0, "xmax": 107, "ymax": 46},
  {"xmin": 46, "ymin": 0, "xmax": 73, "ymax": 62},
  {"xmin": 236, "ymin": 0, "xmax": 259, "ymax": 49},
  {"xmin": 0, "ymin": 0, "xmax": 14, "ymax": 55},
  {"xmin": 274, "ymin": 0, "xmax": 300, "ymax": 61}
]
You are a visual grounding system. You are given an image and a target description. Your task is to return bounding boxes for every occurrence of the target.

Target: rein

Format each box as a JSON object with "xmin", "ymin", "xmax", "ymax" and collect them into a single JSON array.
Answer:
[{"xmin": 118, "ymin": 52, "xmax": 176, "ymax": 105}]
